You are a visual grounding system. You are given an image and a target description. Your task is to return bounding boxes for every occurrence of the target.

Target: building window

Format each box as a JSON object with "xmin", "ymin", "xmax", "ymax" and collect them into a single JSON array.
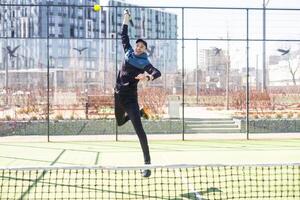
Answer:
[
  {"xmin": 88, "ymin": 21, "xmax": 92, "ymax": 31},
  {"xmin": 70, "ymin": 7, "xmax": 75, "ymax": 18},
  {"xmin": 50, "ymin": 26, "xmax": 55, "ymax": 35},
  {"xmin": 111, "ymin": 13, "xmax": 115, "ymax": 26},
  {"xmin": 87, "ymin": 8, "xmax": 91, "ymax": 19},
  {"xmin": 70, "ymin": 26, "xmax": 75, "ymax": 37},
  {"xmin": 22, "ymin": 20, "xmax": 27, "ymax": 37}
]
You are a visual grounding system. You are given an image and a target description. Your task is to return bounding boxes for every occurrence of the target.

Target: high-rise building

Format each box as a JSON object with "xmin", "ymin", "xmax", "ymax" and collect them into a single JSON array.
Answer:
[
  {"xmin": 0, "ymin": 0, "xmax": 178, "ymax": 91},
  {"xmin": 196, "ymin": 48, "xmax": 246, "ymax": 90},
  {"xmin": 0, "ymin": 0, "xmax": 104, "ymax": 90}
]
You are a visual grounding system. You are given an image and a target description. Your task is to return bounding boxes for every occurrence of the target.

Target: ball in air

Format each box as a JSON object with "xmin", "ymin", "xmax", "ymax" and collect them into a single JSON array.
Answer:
[{"xmin": 93, "ymin": 4, "xmax": 101, "ymax": 12}]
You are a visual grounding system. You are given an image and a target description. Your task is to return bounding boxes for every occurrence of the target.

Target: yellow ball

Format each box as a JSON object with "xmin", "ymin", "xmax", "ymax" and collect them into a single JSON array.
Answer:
[{"xmin": 93, "ymin": 4, "xmax": 101, "ymax": 12}]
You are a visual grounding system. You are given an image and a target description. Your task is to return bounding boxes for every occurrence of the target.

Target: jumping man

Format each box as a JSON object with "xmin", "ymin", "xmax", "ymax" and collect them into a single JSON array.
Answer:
[{"xmin": 114, "ymin": 9, "xmax": 161, "ymax": 178}]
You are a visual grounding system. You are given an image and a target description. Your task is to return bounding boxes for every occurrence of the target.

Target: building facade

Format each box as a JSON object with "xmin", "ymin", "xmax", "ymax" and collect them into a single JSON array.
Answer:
[{"xmin": 0, "ymin": 0, "xmax": 178, "ymax": 92}]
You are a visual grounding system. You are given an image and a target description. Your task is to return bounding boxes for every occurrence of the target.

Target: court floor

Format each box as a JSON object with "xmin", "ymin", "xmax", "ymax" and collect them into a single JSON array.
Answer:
[{"xmin": 1, "ymin": 138, "xmax": 300, "ymax": 167}]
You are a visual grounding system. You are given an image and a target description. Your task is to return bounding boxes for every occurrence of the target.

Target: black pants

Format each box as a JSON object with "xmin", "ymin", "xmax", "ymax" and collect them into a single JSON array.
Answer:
[{"xmin": 114, "ymin": 92, "xmax": 151, "ymax": 164}]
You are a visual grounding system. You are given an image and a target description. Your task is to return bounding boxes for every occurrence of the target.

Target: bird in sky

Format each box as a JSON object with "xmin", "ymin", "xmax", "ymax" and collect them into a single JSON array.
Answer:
[
  {"xmin": 73, "ymin": 47, "xmax": 88, "ymax": 55},
  {"xmin": 147, "ymin": 46, "xmax": 155, "ymax": 57},
  {"xmin": 213, "ymin": 47, "xmax": 222, "ymax": 56},
  {"xmin": 277, "ymin": 48, "xmax": 290, "ymax": 56},
  {"xmin": 6, "ymin": 45, "xmax": 21, "ymax": 58}
]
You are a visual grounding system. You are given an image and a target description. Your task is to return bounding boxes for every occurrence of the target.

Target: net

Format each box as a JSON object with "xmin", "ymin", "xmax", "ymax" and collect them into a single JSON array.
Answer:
[{"xmin": 1, "ymin": 163, "xmax": 300, "ymax": 200}]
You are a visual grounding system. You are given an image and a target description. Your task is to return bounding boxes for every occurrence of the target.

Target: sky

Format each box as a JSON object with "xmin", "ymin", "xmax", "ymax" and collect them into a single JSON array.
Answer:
[
  {"xmin": 124, "ymin": 0, "xmax": 300, "ymax": 8},
  {"xmin": 4, "ymin": 0, "xmax": 296, "ymax": 80}
]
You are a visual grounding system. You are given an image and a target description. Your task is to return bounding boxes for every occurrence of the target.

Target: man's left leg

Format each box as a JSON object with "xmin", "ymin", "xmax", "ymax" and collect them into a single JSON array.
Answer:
[
  {"xmin": 124, "ymin": 102, "xmax": 151, "ymax": 165},
  {"xmin": 114, "ymin": 92, "xmax": 129, "ymax": 126}
]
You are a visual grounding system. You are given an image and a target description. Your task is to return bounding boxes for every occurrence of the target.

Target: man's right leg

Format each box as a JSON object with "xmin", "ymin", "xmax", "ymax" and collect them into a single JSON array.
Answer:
[
  {"xmin": 124, "ymin": 101, "xmax": 151, "ymax": 177},
  {"xmin": 114, "ymin": 92, "xmax": 129, "ymax": 126}
]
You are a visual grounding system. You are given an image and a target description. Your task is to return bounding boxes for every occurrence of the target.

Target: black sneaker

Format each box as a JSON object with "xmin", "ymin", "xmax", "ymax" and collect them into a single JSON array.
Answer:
[
  {"xmin": 140, "ymin": 108, "xmax": 150, "ymax": 120},
  {"xmin": 142, "ymin": 169, "xmax": 151, "ymax": 178}
]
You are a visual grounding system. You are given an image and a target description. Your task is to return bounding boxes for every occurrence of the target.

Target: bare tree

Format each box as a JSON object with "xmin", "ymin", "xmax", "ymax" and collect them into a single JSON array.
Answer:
[
  {"xmin": 277, "ymin": 48, "xmax": 299, "ymax": 86},
  {"xmin": 286, "ymin": 55, "xmax": 299, "ymax": 86}
]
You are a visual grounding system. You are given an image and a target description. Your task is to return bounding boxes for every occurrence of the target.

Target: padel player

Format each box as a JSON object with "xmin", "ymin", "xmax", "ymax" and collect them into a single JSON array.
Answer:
[{"xmin": 114, "ymin": 9, "xmax": 161, "ymax": 178}]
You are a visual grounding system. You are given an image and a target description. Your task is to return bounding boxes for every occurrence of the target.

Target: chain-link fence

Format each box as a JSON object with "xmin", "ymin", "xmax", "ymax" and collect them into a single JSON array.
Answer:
[{"xmin": 1, "ymin": 1, "xmax": 300, "ymax": 140}]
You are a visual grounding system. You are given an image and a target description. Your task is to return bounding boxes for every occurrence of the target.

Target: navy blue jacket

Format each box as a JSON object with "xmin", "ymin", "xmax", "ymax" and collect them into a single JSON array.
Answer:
[{"xmin": 115, "ymin": 25, "xmax": 161, "ymax": 95}]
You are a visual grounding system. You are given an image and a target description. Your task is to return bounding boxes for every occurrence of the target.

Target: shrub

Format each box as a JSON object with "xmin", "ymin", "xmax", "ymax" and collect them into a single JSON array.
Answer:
[
  {"xmin": 265, "ymin": 115, "xmax": 271, "ymax": 119},
  {"xmin": 287, "ymin": 112, "xmax": 294, "ymax": 118},
  {"xmin": 31, "ymin": 116, "xmax": 38, "ymax": 120},
  {"xmin": 55, "ymin": 114, "xmax": 64, "ymax": 120},
  {"xmin": 5, "ymin": 115, "xmax": 11, "ymax": 121},
  {"xmin": 275, "ymin": 113, "xmax": 282, "ymax": 119}
]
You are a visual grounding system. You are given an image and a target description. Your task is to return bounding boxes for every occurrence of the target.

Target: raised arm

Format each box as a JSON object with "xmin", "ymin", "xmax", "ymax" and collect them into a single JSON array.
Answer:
[{"xmin": 121, "ymin": 10, "xmax": 132, "ymax": 52}]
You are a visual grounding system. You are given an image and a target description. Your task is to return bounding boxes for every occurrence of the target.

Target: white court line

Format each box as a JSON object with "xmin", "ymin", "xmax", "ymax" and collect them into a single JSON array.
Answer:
[
  {"xmin": 175, "ymin": 169, "xmax": 202, "ymax": 200},
  {"xmin": 162, "ymin": 154, "xmax": 203, "ymax": 200}
]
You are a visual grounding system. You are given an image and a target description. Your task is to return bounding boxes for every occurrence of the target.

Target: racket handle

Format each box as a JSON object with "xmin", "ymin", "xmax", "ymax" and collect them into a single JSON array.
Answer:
[{"xmin": 124, "ymin": 9, "xmax": 134, "ymax": 27}]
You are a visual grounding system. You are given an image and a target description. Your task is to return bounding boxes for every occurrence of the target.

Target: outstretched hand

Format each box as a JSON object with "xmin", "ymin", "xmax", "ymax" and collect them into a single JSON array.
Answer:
[
  {"xmin": 124, "ymin": 9, "xmax": 131, "ymax": 16},
  {"xmin": 123, "ymin": 9, "xmax": 130, "ymax": 25},
  {"xmin": 135, "ymin": 74, "xmax": 148, "ymax": 81}
]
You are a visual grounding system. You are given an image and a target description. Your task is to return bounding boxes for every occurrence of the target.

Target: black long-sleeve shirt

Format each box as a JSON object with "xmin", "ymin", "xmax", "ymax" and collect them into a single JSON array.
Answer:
[{"xmin": 115, "ymin": 25, "xmax": 161, "ymax": 95}]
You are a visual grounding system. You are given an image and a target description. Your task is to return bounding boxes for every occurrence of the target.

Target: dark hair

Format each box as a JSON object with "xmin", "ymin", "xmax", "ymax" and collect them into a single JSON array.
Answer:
[{"xmin": 136, "ymin": 39, "xmax": 147, "ymax": 49}]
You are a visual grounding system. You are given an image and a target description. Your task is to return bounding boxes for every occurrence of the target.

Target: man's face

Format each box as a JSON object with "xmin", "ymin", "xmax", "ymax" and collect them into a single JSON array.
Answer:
[{"xmin": 134, "ymin": 42, "xmax": 146, "ymax": 55}]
